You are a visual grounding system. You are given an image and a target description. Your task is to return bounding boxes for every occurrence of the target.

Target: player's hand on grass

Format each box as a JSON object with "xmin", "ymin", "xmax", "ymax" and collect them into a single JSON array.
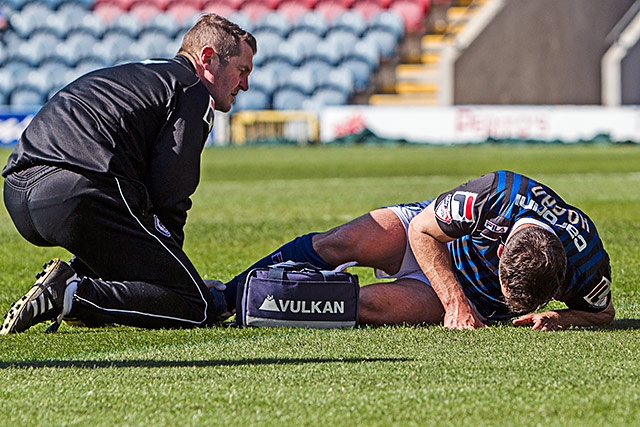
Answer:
[
  {"xmin": 443, "ymin": 307, "xmax": 486, "ymax": 330},
  {"xmin": 512, "ymin": 311, "xmax": 562, "ymax": 330}
]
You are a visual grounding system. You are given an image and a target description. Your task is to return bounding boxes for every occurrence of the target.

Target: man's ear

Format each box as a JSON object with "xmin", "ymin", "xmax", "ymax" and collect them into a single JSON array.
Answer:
[{"xmin": 200, "ymin": 46, "xmax": 219, "ymax": 73}]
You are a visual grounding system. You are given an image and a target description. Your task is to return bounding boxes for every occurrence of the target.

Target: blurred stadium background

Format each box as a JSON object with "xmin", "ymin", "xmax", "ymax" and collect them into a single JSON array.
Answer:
[{"xmin": 0, "ymin": 0, "xmax": 639, "ymax": 145}]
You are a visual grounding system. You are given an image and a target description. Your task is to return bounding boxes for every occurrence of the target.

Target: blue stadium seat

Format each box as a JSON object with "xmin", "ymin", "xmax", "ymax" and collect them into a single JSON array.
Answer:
[
  {"xmin": 0, "ymin": 90, "xmax": 9, "ymax": 106},
  {"xmin": 233, "ymin": 88, "xmax": 271, "ymax": 111},
  {"xmin": 269, "ymin": 40, "xmax": 305, "ymax": 66},
  {"xmin": 287, "ymin": 29, "xmax": 323, "ymax": 60},
  {"xmin": 249, "ymin": 67, "xmax": 279, "ymax": 96},
  {"xmin": 144, "ymin": 12, "xmax": 182, "ymax": 37},
  {"xmin": 106, "ymin": 13, "xmax": 144, "ymax": 38},
  {"xmin": 94, "ymin": 32, "xmax": 136, "ymax": 65},
  {"xmin": 338, "ymin": 39, "xmax": 380, "ymax": 92},
  {"xmin": 9, "ymin": 4, "xmax": 51, "ymax": 38},
  {"xmin": 10, "ymin": 86, "xmax": 46, "ymax": 109},
  {"xmin": 325, "ymin": 29, "xmax": 359, "ymax": 59},
  {"xmin": 331, "ymin": 10, "xmax": 367, "ymax": 36},
  {"xmin": 369, "ymin": 9, "xmax": 404, "ymax": 41},
  {"xmin": 252, "ymin": 30, "xmax": 285, "ymax": 66},
  {"xmin": 280, "ymin": 68, "xmax": 317, "ymax": 95},
  {"xmin": 362, "ymin": 28, "xmax": 399, "ymax": 59},
  {"xmin": 316, "ymin": 67, "xmax": 354, "ymax": 95},
  {"xmin": 294, "ymin": 11, "xmax": 329, "ymax": 37},
  {"xmin": 272, "ymin": 87, "xmax": 308, "ymax": 110},
  {"xmin": 309, "ymin": 87, "xmax": 349, "ymax": 107},
  {"xmin": 255, "ymin": 11, "xmax": 292, "ymax": 37},
  {"xmin": 134, "ymin": 30, "xmax": 174, "ymax": 59},
  {"xmin": 28, "ymin": 32, "xmax": 65, "ymax": 65},
  {"xmin": 261, "ymin": 60, "xmax": 296, "ymax": 90},
  {"xmin": 71, "ymin": 13, "xmax": 108, "ymax": 38},
  {"xmin": 57, "ymin": 32, "xmax": 100, "ymax": 66}
]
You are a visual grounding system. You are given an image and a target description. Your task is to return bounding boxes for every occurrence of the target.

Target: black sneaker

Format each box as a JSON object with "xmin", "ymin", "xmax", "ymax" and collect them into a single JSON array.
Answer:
[{"xmin": 1, "ymin": 259, "xmax": 78, "ymax": 334}]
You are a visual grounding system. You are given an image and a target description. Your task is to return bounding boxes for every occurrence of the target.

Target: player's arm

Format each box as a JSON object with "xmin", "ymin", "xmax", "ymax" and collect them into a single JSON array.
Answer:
[
  {"xmin": 513, "ymin": 300, "xmax": 614, "ymax": 330},
  {"xmin": 408, "ymin": 202, "xmax": 486, "ymax": 330}
]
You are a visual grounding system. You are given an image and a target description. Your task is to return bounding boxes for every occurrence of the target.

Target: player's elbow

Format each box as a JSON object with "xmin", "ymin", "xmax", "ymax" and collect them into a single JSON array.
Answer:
[{"xmin": 600, "ymin": 300, "xmax": 615, "ymax": 324}]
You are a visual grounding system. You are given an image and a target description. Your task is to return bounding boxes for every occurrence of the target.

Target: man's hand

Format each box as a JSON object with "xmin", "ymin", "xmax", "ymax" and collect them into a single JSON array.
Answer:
[
  {"xmin": 512, "ymin": 311, "xmax": 562, "ymax": 330},
  {"xmin": 444, "ymin": 306, "xmax": 486, "ymax": 330},
  {"xmin": 513, "ymin": 302, "xmax": 614, "ymax": 330}
]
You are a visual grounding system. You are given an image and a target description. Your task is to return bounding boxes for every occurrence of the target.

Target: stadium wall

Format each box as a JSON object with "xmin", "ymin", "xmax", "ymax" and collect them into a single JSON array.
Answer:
[{"xmin": 454, "ymin": 0, "xmax": 637, "ymax": 105}]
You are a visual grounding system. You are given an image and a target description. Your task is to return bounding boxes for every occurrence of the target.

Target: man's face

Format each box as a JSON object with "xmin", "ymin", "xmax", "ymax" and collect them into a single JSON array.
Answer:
[{"xmin": 203, "ymin": 41, "xmax": 253, "ymax": 112}]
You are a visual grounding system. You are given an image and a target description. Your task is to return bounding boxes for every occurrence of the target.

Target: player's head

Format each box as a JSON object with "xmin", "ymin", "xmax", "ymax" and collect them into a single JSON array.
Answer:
[
  {"xmin": 179, "ymin": 13, "xmax": 257, "ymax": 112},
  {"xmin": 499, "ymin": 225, "xmax": 567, "ymax": 315}
]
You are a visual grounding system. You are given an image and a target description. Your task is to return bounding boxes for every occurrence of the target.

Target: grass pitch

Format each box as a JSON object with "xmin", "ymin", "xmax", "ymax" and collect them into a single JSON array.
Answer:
[{"xmin": 1, "ymin": 143, "xmax": 639, "ymax": 426}]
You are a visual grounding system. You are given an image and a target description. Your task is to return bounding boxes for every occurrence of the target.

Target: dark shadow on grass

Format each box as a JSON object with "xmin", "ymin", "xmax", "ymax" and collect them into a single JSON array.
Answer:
[
  {"xmin": 595, "ymin": 318, "xmax": 640, "ymax": 330},
  {"xmin": 0, "ymin": 357, "xmax": 413, "ymax": 369}
]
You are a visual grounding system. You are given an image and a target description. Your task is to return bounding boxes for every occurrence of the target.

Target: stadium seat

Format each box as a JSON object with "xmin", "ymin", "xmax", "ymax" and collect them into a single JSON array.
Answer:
[
  {"xmin": 143, "ymin": 12, "xmax": 182, "ymax": 37},
  {"xmin": 288, "ymin": 30, "xmax": 323, "ymax": 60},
  {"xmin": 249, "ymin": 67, "xmax": 278, "ymax": 96},
  {"xmin": 244, "ymin": 0, "xmax": 281, "ymax": 10},
  {"xmin": 95, "ymin": 32, "xmax": 137, "ymax": 64},
  {"xmin": 261, "ymin": 60, "xmax": 296, "ymax": 90},
  {"xmin": 129, "ymin": 2, "xmax": 163, "ymax": 22},
  {"xmin": 9, "ymin": 3, "xmax": 51, "ymax": 38},
  {"xmin": 339, "ymin": 40, "xmax": 380, "ymax": 91},
  {"xmin": 316, "ymin": 66, "xmax": 354, "ymax": 94},
  {"xmin": 201, "ymin": 0, "xmax": 243, "ymax": 11},
  {"xmin": 331, "ymin": 9, "xmax": 367, "ymax": 36},
  {"xmin": 293, "ymin": 11, "xmax": 329, "ymax": 37},
  {"xmin": 325, "ymin": 29, "xmax": 359, "ymax": 58},
  {"xmin": 93, "ymin": 3, "xmax": 126, "ymax": 22},
  {"xmin": 314, "ymin": 0, "xmax": 348, "ymax": 22},
  {"xmin": 233, "ymin": 88, "xmax": 271, "ymax": 111},
  {"xmin": 134, "ymin": 30, "xmax": 174, "ymax": 58},
  {"xmin": 72, "ymin": 11, "xmax": 108, "ymax": 38},
  {"xmin": 352, "ymin": 0, "xmax": 385, "ymax": 19},
  {"xmin": 277, "ymin": 1, "xmax": 309, "ymax": 22},
  {"xmin": 281, "ymin": 67, "xmax": 317, "ymax": 95},
  {"xmin": 167, "ymin": 2, "xmax": 201, "ymax": 25},
  {"xmin": 226, "ymin": 11, "xmax": 254, "ymax": 32},
  {"xmin": 251, "ymin": 30, "xmax": 284, "ymax": 66},
  {"xmin": 272, "ymin": 87, "xmax": 308, "ymax": 110},
  {"xmin": 269, "ymin": 40, "xmax": 305, "ymax": 66},
  {"xmin": 255, "ymin": 11, "xmax": 292, "ymax": 37},
  {"xmin": 27, "ymin": 32, "xmax": 62, "ymax": 65},
  {"xmin": 106, "ymin": 13, "xmax": 144, "ymax": 37},
  {"xmin": 309, "ymin": 86, "xmax": 349, "ymax": 106},
  {"xmin": 201, "ymin": 2, "xmax": 236, "ymax": 19},
  {"xmin": 56, "ymin": 31, "xmax": 100, "ymax": 66},
  {"xmin": 10, "ymin": 86, "xmax": 46, "ymax": 109},
  {"xmin": 37, "ymin": 61, "xmax": 74, "ymax": 92},
  {"xmin": 369, "ymin": 9, "xmax": 404, "ymax": 41},
  {"xmin": 389, "ymin": 0, "xmax": 426, "ymax": 33},
  {"xmin": 303, "ymin": 39, "xmax": 342, "ymax": 68},
  {"xmin": 242, "ymin": 2, "xmax": 272, "ymax": 22},
  {"xmin": 362, "ymin": 28, "xmax": 399, "ymax": 58}
]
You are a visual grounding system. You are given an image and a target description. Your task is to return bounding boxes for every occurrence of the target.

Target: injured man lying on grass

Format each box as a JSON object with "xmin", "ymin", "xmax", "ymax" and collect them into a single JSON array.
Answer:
[{"xmin": 225, "ymin": 170, "xmax": 614, "ymax": 331}]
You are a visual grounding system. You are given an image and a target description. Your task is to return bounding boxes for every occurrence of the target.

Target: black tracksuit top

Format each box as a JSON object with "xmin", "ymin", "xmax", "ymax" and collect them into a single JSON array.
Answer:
[{"xmin": 3, "ymin": 55, "xmax": 215, "ymax": 243}]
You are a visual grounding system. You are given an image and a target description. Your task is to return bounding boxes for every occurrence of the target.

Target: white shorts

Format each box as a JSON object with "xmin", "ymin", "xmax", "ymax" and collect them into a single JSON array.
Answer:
[
  {"xmin": 374, "ymin": 200, "xmax": 433, "ymax": 283},
  {"xmin": 374, "ymin": 200, "xmax": 485, "ymax": 320}
]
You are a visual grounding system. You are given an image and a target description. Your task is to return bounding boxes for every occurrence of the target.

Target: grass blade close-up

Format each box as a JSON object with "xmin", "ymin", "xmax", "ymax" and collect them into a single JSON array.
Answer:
[{"xmin": 1, "ymin": 143, "xmax": 639, "ymax": 427}]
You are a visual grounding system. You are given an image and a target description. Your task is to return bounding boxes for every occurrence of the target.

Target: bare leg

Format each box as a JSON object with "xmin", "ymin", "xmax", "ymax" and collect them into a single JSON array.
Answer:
[
  {"xmin": 358, "ymin": 278, "xmax": 445, "ymax": 326},
  {"xmin": 312, "ymin": 208, "xmax": 407, "ymax": 275}
]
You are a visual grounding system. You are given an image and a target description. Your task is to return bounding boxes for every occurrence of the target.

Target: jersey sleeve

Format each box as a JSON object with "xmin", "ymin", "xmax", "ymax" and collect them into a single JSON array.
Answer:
[
  {"xmin": 560, "ymin": 267, "xmax": 612, "ymax": 313},
  {"xmin": 432, "ymin": 173, "xmax": 495, "ymax": 238}
]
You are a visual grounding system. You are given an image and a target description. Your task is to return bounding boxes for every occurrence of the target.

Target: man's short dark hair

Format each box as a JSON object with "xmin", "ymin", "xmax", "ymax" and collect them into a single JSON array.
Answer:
[
  {"xmin": 499, "ymin": 225, "xmax": 567, "ymax": 315},
  {"xmin": 179, "ymin": 13, "xmax": 257, "ymax": 62}
]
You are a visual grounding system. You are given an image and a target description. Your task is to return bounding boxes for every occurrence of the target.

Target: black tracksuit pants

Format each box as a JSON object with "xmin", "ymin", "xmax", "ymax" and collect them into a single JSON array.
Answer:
[{"xmin": 3, "ymin": 165, "xmax": 222, "ymax": 329}]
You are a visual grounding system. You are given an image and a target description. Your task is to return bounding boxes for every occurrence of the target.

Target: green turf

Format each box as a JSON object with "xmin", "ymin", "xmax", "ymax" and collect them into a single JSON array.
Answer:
[{"xmin": 1, "ymin": 144, "xmax": 639, "ymax": 426}]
